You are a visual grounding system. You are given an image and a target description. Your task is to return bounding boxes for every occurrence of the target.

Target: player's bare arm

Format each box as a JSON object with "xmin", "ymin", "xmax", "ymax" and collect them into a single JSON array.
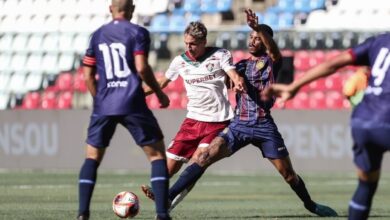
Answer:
[
  {"xmin": 262, "ymin": 50, "xmax": 355, "ymax": 104},
  {"xmin": 245, "ymin": 8, "xmax": 281, "ymax": 62},
  {"xmin": 143, "ymin": 76, "xmax": 171, "ymax": 96},
  {"xmin": 83, "ymin": 65, "xmax": 97, "ymax": 97},
  {"xmin": 226, "ymin": 69, "xmax": 247, "ymax": 93},
  {"xmin": 135, "ymin": 54, "xmax": 170, "ymax": 108}
]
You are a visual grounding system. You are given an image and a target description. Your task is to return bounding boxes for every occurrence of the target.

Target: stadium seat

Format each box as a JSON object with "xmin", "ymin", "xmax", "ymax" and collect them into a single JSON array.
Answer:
[
  {"xmin": 262, "ymin": 11, "xmax": 279, "ymax": 30},
  {"xmin": 57, "ymin": 91, "xmax": 73, "ymax": 109},
  {"xmin": 294, "ymin": 50, "xmax": 311, "ymax": 71},
  {"xmin": 167, "ymin": 91, "xmax": 183, "ymax": 109},
  {"xmin": 41, "ymin": 91, "xmax": 57, "ymax": 109},
  {"xmin": 42, "ymin": 33, "xmax": 59, "ymax": 52},
  {"xmin": 164, "ymin": 77, "xmax": 185, "ymax": 93},
  {"xmin": 278, "ymin": 12, "xmax": 294, "ymax": 29},
  {"xmin": 200, "ymin": 0, "xmax": 219, "ymax": 13},
  {"xmin": 310, "ymin": 0, "xmax": 326, "ymax": 10},
  {"xmin": 73, "ymin": 72, "xmax": 87, "ymax": 93},
  {"xmin": 294, "ymin": 0, "xmax": 313, "ymax": 13},
  {"xmin": 0, "ymin": 34, "xmax": 14, "ymax": 52},
  {"xmin": 0, "ymin": 93, "xmax": 10, "ymax": 110},
  {"xmin": 150, "ymin": 14, "xmax": 170, "ymax": 32},
  {"xmin": 0, "ymin": 53, "xmax": 12, "ymax": 72},
  {"xmin": 145, "ymin": 94, "xmax": 161, "ymax": 109},
  {"xmin": 24, "ymin": 73, "xmax": 44, "ymax": 92},
  {"xmin": 169, "ymin": 15, "xmax": 187, "ymax": 32},
  {"xmin": 309, "ymin": 90, "xmax": 326, "ymax": 109},
  {"xmin": 290, "ymin": 92, "xmax": 309, "ymax": 109},
  {"xmin": 56, "ymin": 72, "xmax": 74, "ymax": 91},
  {"xmin": 59, "ymin": 33, "xmax": 75, "ymax": 53},
  {"xmin": 8, "ymin": 72, "xmax": 27, "ymax": 94},
  {"xmin": 183, "ymin": 0, "xmax": 201, "ymax": 13},
  {"xmin": 58, "ymin": 53, "xmax": 75, "ymax": 72},
  {"xmin": 232, "ymin": 50, "xmax": 249, "ymax": 64},
  {"xmin": 216, "ymin": 0, "xmax": 233, "ymax": 12},
  {"xmin": 12, "ymin": 34, "xmax": 29, "ymax": 52},
  {"xmin": 10, "ymin": 53, "xmax": 28, "ymax": 72},
  {"xmin": 41, "ymin": 53, "xmax": 59, "ymax": 74},
  {"xmin": 277, "ymin": 0, "xmax": 296, "ymax": 13},
  {"xmin": 22, "ymin": 91, "xmax": 41, "ymax": 109},
  {"xmin": 325, "ymin": 90, "xmax": 344, "ymax": 109},
  {"xmin": 25, "ymin": 53, "xmax": 43, "ymax": 72},
  {"xmin": 325, "ymin": 72, "xmax": 343, "ymax": 90},
  {"xmin": 0, "ymin": 73, "xmax": 11, "ymax": 92},
  {"xmin": 27, "ymin": 33, "xmax": 44, "ymax": 52}
]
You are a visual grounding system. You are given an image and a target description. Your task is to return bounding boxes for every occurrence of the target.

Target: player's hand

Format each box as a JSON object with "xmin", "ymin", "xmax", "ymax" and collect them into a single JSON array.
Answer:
[
  {"xmin": 233, "ymin": 77, "xmax": 247, "ymax": 93},
  {"xmin": 245, "ymin": 8, "xmax": 259, "ymax": 31},
  {"xmin": 261, "ymin": 84, "xmax": 297, "ymax": 107},
  {"xmin": 156, "ymin": 92, "xmax": 170, "ymax": 108}
]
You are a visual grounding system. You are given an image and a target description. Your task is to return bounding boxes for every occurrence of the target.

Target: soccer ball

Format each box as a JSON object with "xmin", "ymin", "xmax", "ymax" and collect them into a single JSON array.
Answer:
[{"xmin": 112, "ymin": 191, "xmax": 140, "ymax": 218}]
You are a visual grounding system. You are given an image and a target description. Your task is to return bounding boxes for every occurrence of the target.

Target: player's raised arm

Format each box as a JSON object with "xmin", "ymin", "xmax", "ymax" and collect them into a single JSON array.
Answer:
[
  {"xmin": 262, "ymin": 50, "xmax": 356, "ymax": 104},
  {"xmin": 135, "ymin": 54, "xmax": 170, "ymax": 108},
  {"xmin": 245, "ymin": 8, "xmax": 281, "ymax": 62}
]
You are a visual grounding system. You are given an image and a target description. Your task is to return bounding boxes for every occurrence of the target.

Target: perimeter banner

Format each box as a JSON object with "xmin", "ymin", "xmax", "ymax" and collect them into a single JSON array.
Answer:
[{"xmin": 0, "ymin": 110, "xmax": 388, "ymax": 172}]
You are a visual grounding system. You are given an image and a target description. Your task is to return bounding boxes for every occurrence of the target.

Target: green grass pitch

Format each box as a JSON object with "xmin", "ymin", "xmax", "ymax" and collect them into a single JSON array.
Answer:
[{"xmin": 0, "ymin": 171, "xmax": 389, "ymax": 219}]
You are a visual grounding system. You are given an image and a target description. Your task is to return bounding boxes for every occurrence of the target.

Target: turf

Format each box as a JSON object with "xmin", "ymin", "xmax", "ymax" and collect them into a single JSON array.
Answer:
[{"xmin": 0, "ymin": 171, "xmax": 389, "ymax": 220}]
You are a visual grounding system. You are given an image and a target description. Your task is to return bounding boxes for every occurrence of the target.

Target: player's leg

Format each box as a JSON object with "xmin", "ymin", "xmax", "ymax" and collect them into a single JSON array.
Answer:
[
  {"xmin": 269, "ymin": 157, "xmax": 338, "ymax": 217},
  {"xmin": 348, "ymin": 124, "xmax": 388, "ymax": 220},
  {"xmin": 348, "ymin": 169, "xmax": 380, "ymax": 220},
  {"xmin": 78, "ymin": 115, "xmax": 117, "ymax": 220},
  {"xmin": 168, "ymin": 136, "xmax": 231, "ymax": 202},
  {"xmin": 142, "ymin": 141, "xmax": 171, "ymax": 220},
  {"xmin": 124, "ymin": 112, "xmax": 170, "ymax": 220},
  {"xmin": 168, "ymin": 120, "xmax": 230, "ymax": 212}
]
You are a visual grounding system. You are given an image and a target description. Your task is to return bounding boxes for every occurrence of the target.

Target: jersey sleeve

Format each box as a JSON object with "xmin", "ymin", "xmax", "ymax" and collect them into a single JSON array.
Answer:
[
  {"xmin": 82, "ymin": 33, "xmax": 96, "ymax": 67},
  {"xmin": 134, "ymin": 27, "xmax": 151, "ymax": 56},
  {"xmin": 219, "ymin": 49, "xmax": 236, "ymax": 72},
  {"xmin": 350, "ymin": 36, "xmax": 375, "ymax": 66},
  {"xmin": 165, "ymin": 56, "xmax": 181, "ymax": 81}
]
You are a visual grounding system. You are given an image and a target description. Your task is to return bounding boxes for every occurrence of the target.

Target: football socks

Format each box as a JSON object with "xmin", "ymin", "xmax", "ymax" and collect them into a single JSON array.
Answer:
[
  {"xmin": 78, "ymin": 158, "xmax": 100, "ymax": 216},
  {"xmin": 151, "ymin": 159, "xmax": 170, "ymax": 216},
  {"xmin": 290, "ymin": 175, "xmax": 316, "ymax": 210},
  {"xmin": 348, "ymin": 179, "xmax": 378, "ymax": 220},
  {"xmin": 169, "ymin": 163, "xmax": 204, "ymax": 201}
]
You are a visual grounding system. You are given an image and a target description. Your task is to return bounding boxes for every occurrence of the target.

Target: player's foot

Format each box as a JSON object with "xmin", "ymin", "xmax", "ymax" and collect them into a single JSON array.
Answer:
[
  {"xmin": 155, "ymin": 213, "xmax": 172, "ymax": 220},
  {"xmin": 306, "ymin": 202, "xmax": 338, "ymax": 217},
  {"xmin": 76, "ymin": 214, "xmax": 89, "ymax": 220},
  {"xmin": 141, "ymin": 184, "xmax": 155, "ymax": 201}
]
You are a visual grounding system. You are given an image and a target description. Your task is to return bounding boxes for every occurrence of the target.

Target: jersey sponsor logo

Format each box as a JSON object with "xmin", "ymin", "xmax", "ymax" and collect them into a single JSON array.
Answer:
[
  {"xmin": 185, "ymin": 74, "xmax": 217, "ymax": 85},
  {"xmin": 107, "ymin": 80, "xmax": 128, "ymax": 88},
  {"xmin": 277, "ymin": 146, "xmax": 286, "ymax": 151}
]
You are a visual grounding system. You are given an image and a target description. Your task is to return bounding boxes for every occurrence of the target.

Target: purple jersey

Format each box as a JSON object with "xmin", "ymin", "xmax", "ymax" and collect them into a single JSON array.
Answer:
[
  {"xmin": 235, "ymin": 54, "xmax": 276, "ymax": 121},
  {"xmin": 350, "ymin": 33, "xmax": 390, "ymax": 123},
  {"xmin": 83, "ymin": 19, "xmax": 150, "ymax": 115}
]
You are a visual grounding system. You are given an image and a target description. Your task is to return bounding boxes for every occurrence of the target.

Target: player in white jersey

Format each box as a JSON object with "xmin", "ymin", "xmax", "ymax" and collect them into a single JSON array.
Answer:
[{"xmin": 142, "ymin": 21, "xmax": 246, "ymax": 208}]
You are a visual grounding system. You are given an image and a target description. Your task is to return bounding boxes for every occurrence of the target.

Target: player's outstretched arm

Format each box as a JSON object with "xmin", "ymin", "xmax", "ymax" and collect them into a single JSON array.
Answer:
[
  {"xmin": 84, "ymin": 65, "xmax": 97, "ymax": 97},
  {"xmin": 135, "ymin": 54, "xmax": 170, "ymax": 108},
  {"xmin": 226, "ymin": 69, "xmax": 247, "ymax": 93},
  {"xmin": 245, "ymin": 8, "xmax": 281, "ymax": 62},
  {"xmin": 143, "ymin": 76, "xmax": 171, "ymax": 96},
  {"xmin": 262, "ymin": 50, "xmax": 355, "ymax": 104}
]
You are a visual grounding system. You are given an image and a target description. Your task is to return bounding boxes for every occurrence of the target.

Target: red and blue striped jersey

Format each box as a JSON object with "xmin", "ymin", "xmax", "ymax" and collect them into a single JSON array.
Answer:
[{"xmin": 234, "ymin": 54, "xmax": 279, "ymax": 121}]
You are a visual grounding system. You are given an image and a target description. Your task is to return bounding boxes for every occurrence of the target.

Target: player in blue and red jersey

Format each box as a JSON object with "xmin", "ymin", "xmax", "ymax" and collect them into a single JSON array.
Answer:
[
  {"xmin": 263, "ymin": 33, "xmax": 390, "ymax": 220},
  {"xmin": 77, "ymin": 0, "xmax": 171, "ymax": 219},
  {"xmin": 147, "ymin": 9, "xmax": 337, "ymax": 217}
]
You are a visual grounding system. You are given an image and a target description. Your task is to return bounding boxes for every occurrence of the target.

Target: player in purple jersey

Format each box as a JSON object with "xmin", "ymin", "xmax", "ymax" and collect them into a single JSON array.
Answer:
[
  {"xmin": 77, "ymin": 1, "xmax": 171, "ymax": 220},
  {"xmin": 142, "ymin": 9, "xmax": 338, "ymax": 217},
  {"xmin": 263, "ymin": 33, "xmax": 390, "ymax": 220}
]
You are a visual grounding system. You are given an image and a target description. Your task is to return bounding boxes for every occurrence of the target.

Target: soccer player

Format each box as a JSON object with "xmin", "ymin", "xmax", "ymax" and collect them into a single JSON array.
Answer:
[
  {"xmin": 141, "ymin": 21, "xmax": 246, "ymax": 210},
  {"xmin": 263, "ymin": 33, "xmax": 390, "ymax": 220},
  {"xmin": 77, "ymin": 1, "xmax": 171, "ymax": 219},
  {"xmin": 142, "ymin": 9, "xmax": 338, "ymax": 217}
]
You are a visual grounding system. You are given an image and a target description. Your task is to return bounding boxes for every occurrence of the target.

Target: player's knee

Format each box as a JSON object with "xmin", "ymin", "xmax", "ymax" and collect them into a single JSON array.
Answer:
[
  {"xmin": 280, "ymin": 170, "xmax": 296, "ymax": 184},
  {"xmin": 194, "ymin": 151, "xmax": 210, "ymax": 167}
]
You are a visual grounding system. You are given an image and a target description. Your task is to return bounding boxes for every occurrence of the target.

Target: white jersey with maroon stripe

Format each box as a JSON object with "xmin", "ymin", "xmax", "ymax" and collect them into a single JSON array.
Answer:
[{"xmin": 165, "ymin": 47, "xmax": 235, "ymax": 122}]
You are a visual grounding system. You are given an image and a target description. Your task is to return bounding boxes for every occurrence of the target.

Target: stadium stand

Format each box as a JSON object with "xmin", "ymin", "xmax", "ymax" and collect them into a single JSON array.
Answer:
[{"xmin": 0, "ymin": 0, "xmax": 387, "ymax": 110}]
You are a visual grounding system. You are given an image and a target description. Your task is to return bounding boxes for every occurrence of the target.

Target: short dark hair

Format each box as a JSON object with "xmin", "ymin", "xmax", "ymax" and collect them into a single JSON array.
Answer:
[{"xmin": 259, "ymin": 24, "xmax": 274, "ymax": 37}]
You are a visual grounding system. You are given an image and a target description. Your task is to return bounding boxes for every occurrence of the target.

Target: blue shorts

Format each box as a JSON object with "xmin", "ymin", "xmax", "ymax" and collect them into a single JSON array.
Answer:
[
  {"xmin": 86, "ymin": 111, "xmax": 163, "ymax": 148},
  {"xmin": 218, "ymin": 117, "xmax": 289, "ymax": 159},
  {"xmin": 351, "ymin": 119, "xmax": 390, "ymax": 172}
]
